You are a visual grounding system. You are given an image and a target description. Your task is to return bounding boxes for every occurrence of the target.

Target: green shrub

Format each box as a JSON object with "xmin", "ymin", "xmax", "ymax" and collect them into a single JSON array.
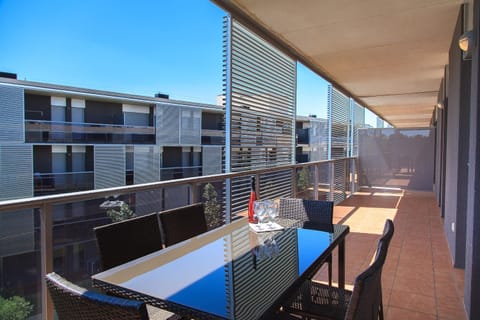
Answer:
[
  {"xmin": 0, "ymin": 295, "xmax": 33, "ymax": 320},
  {"xmin": 106, "ymin": 203, "xmax": 135, "ymax": 222}
]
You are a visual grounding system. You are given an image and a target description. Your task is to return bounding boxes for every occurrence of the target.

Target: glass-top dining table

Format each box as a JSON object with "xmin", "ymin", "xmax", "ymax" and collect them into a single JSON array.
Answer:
[{"xmin": 92, "ymin": 217, "xmax": 349, "ymax": 320}]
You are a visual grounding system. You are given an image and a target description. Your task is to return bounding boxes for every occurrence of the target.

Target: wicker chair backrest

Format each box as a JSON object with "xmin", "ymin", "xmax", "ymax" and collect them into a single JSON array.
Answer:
[
  {"xmin": 159, "ymin": 203, "xmax": 208, "ymax": 247},
  {"xmin": 344, "ymin": 219, "xmax": 394, "ymax": 320},
  {"xmin": 279, "ymin": 198, "xmax": 334, "ymax": 229},
  {"xmin": 45, "ymin": 272, "xmax": 149, "ymax": 320},
  {"xmin": 94, "ymin": 212, "xmax": 163, "ymax": 270}
]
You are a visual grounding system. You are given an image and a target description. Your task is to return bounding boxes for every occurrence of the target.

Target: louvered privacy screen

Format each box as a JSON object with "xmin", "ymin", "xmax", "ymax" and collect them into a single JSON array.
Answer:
[
  {"xmin": 0, "ymin": 85, "xmax": 24, "ymax": 143},
  {"xmin": 224, "ymin": 17, "xmax": 296, "ymax": 213},
  {"xmin": 156, "ymin": 104, "xmax": 180, "ymax": 144},
  {"xmin": 94, "ymin": 145, "xmax": 125, "ymax": 189},
  {"xmin": 352, "ymin": 101, "xmax": 365, "ymax": 157},
  {"xmin": 202, "ymin": 146, "xmax": 223, "ymax": 175},
  {"xmin": 134, "ymin": 146, "xmax": 161, "ymax": 184},
  {"xmin": 309, "ymin": 118, "xmax": 329, "ymax": 161},
  {"xmin": 0, "ymin": 145, "xmax": 33, "ymax": 200},
  {"xmin": 328, "ymin": 85, "xmax": 350, "ymax": 159},
  {"xmin": 230, "ymin": 225, "xmax": 297, "ymax": 319}
]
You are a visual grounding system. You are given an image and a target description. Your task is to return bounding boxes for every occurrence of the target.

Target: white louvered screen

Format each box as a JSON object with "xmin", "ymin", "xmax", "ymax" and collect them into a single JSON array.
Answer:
[
  {"xmin": 352, "ymin": 101, "xmax": 365, "ymax": 157},
  {"xmin": 0, "ymin": 85, "xmax": 24, "ymax": 143},
  {"xmin": 156, "ymin": 104, "xmax": 180, "ymax": 144},
  {"xmin": 309, "ymin": 118, "xmax": 329, "ymax": 161},
  {"xmin": 94, "ymin": 145, "xmax": 125, "ymax": 189},
  {"xmin": 259, "ymin": 170, "xmax": 292, "ymax": 199},
  {"xmin": 333, "ymin": 159, "xmax": 347, "ymax": 204},
  {"xmin": 328, "ymin": 86, "xmax": 351, "ymax": 159},
  {"xmin": 180, "ymin": 108, "xmax": 201, "ymax": 145},
  {"xmin": 0, "ymin": 145, "xmax": 33, "ymax": 200},
  {"xmin": 224, "ymin": 17, "xmax": 296, "ymax": 213},
  {"xmin": 230, "ymin": 227, "xmax": 297, "ymax": 319},
  {"xmin": 134, "ymin": 146, "xmax": 161, "ymax": 184},
  {"xmin": 202, "ymin": 146, "xmax": 223, "ymax": 175}
]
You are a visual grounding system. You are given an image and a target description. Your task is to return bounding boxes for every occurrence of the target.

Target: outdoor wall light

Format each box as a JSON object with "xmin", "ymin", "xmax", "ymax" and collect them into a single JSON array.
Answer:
[{"xmin": 458, "ymin": 30, "xmax": 474, "ymax": 60}]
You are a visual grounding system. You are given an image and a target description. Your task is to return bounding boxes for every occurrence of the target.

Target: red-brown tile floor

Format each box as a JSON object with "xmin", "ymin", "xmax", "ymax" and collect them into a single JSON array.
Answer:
[{"xmin": 313, "ymin": 188, "xmax": 467, "ymax": 320}]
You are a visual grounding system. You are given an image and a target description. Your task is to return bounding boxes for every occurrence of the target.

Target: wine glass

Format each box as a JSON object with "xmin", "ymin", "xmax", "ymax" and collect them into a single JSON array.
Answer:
[
  {"xmin": 254, "ymin": 201, "xmax": 267, "ymax": 228},
  {"xmin": 267, "ymin": 201, "xmax": 279, "ymax": 227}
]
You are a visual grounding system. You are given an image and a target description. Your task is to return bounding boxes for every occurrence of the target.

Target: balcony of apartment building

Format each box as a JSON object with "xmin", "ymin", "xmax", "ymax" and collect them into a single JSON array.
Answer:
[
  {"xmin": 201, "ymin": 111, "xmax": 225, "ymax": 145},
  {"xmin": 0, "ymin": 1, "xmax": 479, "ymax": 320},
  {"xmin": 24, "ymin": 93, "xmax": 156, "ymax": 145}
]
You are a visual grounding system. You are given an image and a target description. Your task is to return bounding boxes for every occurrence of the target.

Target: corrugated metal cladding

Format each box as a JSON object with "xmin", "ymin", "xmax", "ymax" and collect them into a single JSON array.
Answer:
[
  {"xmin": 94, "ymin": 145, "xmax": 125, "ymax": 189},
  {"xmin": 156, "ymin": 104, "xmax": 180, "ymax": 144},
  {"xmin": 134, "ymin": 146, "xmax": 161, "ymax": 184},
  {"xmin": 224, "ymin": 17, "xmax": 296, "ymax": 212},
  {"xmin": 180, "ymin": 109, "xmax": 201, "ymax": 145},
  {"xmin": 0, "ymin": 85, "xmax": 24, "ymax": 143},
  {"xmin": 0, "ymin": 145, "xmax": 33, "ymax": 200},
  {"xmin": 352, "ymin": 101, "xmax": 365, "ymax": 157},
  {"xmin": 202, "ymin": 146, "xmax": 223, "ymax": 175},
  {"xmin": 309, "ymin": 118, "xmax": 329, "ymax": 161},
  {"xmin": 230, "ymin": 226, "xmax": 297, "ymax": 320},
  {"xmin": 328, "ymin": 86, "xmax": 350, "ymax": 159},
  {"xmin": 156, "ymin": 104, "xmax": 202, "ymax": 145}
]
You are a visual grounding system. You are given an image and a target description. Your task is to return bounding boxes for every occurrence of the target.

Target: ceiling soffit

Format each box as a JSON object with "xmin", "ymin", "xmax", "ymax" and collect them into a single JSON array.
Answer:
[{"xmin": 213, "ymin": 0, "xmax": 462, "ymax": 128}]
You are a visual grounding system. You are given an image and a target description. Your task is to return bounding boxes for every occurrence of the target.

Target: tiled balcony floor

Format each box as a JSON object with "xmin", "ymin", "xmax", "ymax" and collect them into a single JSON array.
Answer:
[{"xmin": 313, "ymin": 188, "xmax": 467, "ymax": 320}]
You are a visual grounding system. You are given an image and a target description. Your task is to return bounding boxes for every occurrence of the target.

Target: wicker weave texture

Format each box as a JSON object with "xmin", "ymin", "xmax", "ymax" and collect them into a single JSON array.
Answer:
[
  {"xmin": 282, "ymin": 219, "xmax": 394, "ymax": 320},
  {"xmin": 46, "ymin": 272, "xmax": 149, "ymax": 320},
  {"xmin": 279, "ymin": 198, "xmax": 334, "ymax": 286},
  {"xmin": 279, "ymin": 198, "xmax": 333, "ymax": 226}
]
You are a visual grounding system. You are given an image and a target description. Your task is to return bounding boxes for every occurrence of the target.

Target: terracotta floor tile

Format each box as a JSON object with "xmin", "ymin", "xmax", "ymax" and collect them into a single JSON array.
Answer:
[
  {"xmin": 386, "ymin": 306, "xmax": 436, "ymax": 320},
  {"xmin": 389, "ymin": 290, "xmax": 436, "ymax": 315},
  {"xmin": 332, "ymin": 189, "xmax": 467, "ymax": 320}
]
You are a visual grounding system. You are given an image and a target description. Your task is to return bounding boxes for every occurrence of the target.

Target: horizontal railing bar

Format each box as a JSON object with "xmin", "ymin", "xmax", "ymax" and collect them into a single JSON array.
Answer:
[{"xmin": 0, "ymin": 157, "xmax": 356, "ymax": 212}]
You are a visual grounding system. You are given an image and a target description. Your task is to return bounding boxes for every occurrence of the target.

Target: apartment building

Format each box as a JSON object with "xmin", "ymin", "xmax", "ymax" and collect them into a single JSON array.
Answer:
[
  {"xmin": 0, "ymin": 74, "xmax": 224, "ymax": 298},
  {"xmin": 0, "ymin": 74, "xmax": 224, "ymax": 201}
]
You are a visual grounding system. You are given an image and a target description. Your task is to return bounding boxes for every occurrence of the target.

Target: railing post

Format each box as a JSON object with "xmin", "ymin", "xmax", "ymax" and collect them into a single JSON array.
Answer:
[
  {"xmin": 191, "ymin": 182, "xmax": 198, "ymax": 204},
  {"xmin": 329, "ymin": 161, "xmax": 334, "ymax": 202},
  {"xmin": 41, "ymin": 203, "xmax": 54, "ymax": 320},
  {"xmin": 314, "ymin": 164, "xmax": 319, "ymax": 200},
  {"xmin": 350, "ymin": 158, "xmax": 356, "ymax": 195}
]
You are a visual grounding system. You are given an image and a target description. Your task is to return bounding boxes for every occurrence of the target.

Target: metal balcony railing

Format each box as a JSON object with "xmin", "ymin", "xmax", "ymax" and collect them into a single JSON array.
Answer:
[
  {"xmin": 34, "ymin": 171, "xmax": 94, "ymax": 196},
  {"xmin": 0, "ymin": 157, "xmax": 357, "ymax": 320},
  {"xmin": 25, "ymin": 120, "xmax": 155, "ymax": 144}
]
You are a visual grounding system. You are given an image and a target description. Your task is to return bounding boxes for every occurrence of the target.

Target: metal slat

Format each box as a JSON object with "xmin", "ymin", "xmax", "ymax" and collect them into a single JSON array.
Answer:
[
  {"xmin": 94, "ymin": 145, "xmax": 126, "ymax": 189},
  {"xmin": 0, "ymin": 145, "xmax": 33, "ymax": 200},
  {"xmin": 328, "ymin": 86, "xmax": 351, "ymax": 160},
  {"xmin": 156, "ymin": 104, "xmax": 180, "ymax": 144},
  {"xmin": 134, "ymin": 145, "xmax": 161, "ymax": 184}
]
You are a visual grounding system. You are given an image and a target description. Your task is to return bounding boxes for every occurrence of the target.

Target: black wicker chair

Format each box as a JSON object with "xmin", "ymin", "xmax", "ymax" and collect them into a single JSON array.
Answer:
[
  {"xmin": 159, "ymin": 203, "xmax": 208, "ymax": 247},
  {"xmin": 45, "ymin": 272, "xmax": 149, "ymax": 320},
  {"xmin": 279, "ymin": 198, "xmax": 335, "ymax": 285},
  {"xmin": 94, "ymin": 212, "xmax": 163, "ymax": 270},
  {"xmin": 279, "ymin": 219, "xmax": 395, "ymax": 320}
]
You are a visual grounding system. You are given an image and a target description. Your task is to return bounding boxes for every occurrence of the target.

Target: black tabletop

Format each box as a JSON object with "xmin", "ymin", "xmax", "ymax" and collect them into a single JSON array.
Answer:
[{"xmin": 92, "ymin": 218, "xmax": 349, "ymax": 320}]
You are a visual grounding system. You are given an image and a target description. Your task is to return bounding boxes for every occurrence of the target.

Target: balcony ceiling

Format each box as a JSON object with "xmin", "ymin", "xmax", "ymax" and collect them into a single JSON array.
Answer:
[{"xmin": 213, "ymin": 0, "xmax": 463, "ymax": 127}]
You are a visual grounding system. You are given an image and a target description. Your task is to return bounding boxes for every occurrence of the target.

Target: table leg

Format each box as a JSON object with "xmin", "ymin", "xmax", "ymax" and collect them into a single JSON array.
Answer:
[{"xmin": 338, "ymin": 238, "xmax": 346, "ymax": 290}]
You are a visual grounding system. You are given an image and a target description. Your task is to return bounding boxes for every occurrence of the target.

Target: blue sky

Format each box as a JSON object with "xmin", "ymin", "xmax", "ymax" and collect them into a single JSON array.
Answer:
[{"xmin": 0, "ymin": 0, "xmax": 331, "ymax": 117}]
